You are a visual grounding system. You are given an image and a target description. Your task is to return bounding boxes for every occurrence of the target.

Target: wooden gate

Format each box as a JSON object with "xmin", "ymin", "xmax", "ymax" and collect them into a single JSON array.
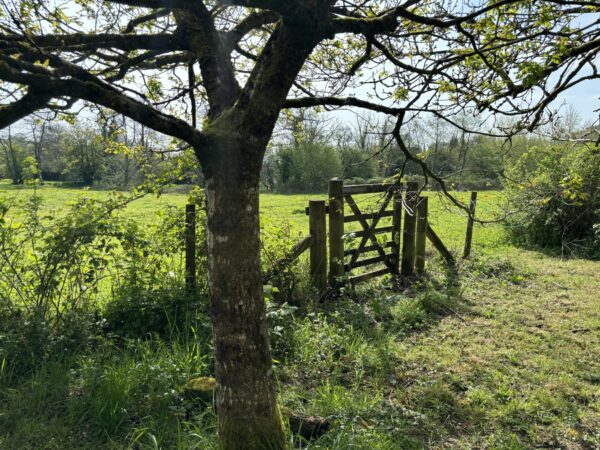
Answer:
[
  {"xmin": 327, "ymin": 178, "xmax": 455, "ymax": 287},
  {"xmin": 183, "ymin": 180, "xmax": 470, "ymax": 293},
  {"xmin": 291, "ymin": 179, "xmax": 462, "ymax": 292},
  {"xmin": 340, "ymin": 181, "xmax": 402, "ymax": 284}
]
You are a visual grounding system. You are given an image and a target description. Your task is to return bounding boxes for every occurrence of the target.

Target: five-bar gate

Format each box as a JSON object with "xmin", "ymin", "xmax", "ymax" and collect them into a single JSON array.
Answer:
[{"xmin": 304, "ymin": 178, "xmax": 456, "ymax": 291}]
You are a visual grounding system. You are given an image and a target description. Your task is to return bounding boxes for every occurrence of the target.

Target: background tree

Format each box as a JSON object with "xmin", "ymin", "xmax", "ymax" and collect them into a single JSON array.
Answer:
[
  {"xmin": 336, "ymin": 116, "xmax": 378, "ymax": 181},
  {"xmin": 0, "ymin": 1, "xmax": 598, "ymax": 447},
  {"xmin": 27, "ymin": 113, "xmax": 52, "ymax": 184},
  {"xmin": 278, "ymin": 141, "xmax": 342, "ymax": 192},
  {"xmin": 0, "ymin": 126, "xmax": 25, "ymax": 184},
  {"xmin": 63, "ymin": 124, "xmax": 106, "ymax": 185}
]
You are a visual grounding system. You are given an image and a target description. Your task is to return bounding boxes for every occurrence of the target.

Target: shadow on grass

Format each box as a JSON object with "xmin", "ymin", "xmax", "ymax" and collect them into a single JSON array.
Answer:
[{"xmin": 275, "ymin": 254, "xmax": 538, "ymax": 448}]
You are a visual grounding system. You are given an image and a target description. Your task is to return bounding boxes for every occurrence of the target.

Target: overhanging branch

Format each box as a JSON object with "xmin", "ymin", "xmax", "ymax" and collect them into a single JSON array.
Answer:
[
  {"xmin": 0, "ymin": 58, "xmax": 207, "ymax": 158},
  {"xmin": 0, "ymin": 89, "xmax": 52, "ymax": 129}
]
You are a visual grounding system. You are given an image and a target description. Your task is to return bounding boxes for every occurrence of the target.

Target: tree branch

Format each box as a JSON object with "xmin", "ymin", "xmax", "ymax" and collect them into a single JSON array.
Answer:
[
  {"xmin": 174, "ymin": 7, "xmax": 240, "ymax": 116},
  {"xmin": 217, "ymin": 0, "xmax": 307, "ymax": 18},
  {"xmin": 224, "ymin": 10, "xmax": 280, "ymax": 49},
  {"xmin": 0, "ymin": 89, "xmax": 52, "ymax": 129},
  {"xmin": 0, "ymin": 58, "xmax": 207, "ymax": 158},
  {"xmin": 124, "ymin": 8, "xmax": 170, "ymax": 33},
  {"xmin": 0, "ymin": 33, "xmax": 187, "ymax": 52}
]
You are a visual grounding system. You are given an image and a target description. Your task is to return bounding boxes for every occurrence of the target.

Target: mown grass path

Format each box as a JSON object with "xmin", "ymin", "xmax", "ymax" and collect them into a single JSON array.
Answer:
[{"xmin": 388, "ymin": 252, "xmax": 600, "ymax": 448}]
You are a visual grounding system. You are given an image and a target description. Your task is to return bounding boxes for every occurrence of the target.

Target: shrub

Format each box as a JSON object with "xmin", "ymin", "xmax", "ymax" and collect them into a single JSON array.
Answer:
[
  {"xmin": 504, "ymin": 144, "xmax": 600, "ymax": 258},
  {"xmin": 103, "ymin": 286, "xmax": 209, "ymax": 340},
  {"xmin": 277, "ymin": 142, "xmax": 342, "ymax": 193},
  {"xmin": 0, "ymin": 190, "xmax": 209, "ymax": 375}
]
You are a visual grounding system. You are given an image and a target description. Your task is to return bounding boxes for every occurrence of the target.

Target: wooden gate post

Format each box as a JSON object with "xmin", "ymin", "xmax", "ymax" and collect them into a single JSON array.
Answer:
[
  {"xmin": 463, "ymin": 191, "xmax": 478, "ymax": 259},
  {"xmin": 415, "ymin": 196, "xmax": 428, "ymax": 273},
  {"xmin": 392, "ymin": 188, "xmax": 403, "ymax": 275},
  {"xmin": 185, "ymin": 203, "xmax": 196, "ymax": 293},
  {"xmin": 309, "ymin": 200, "xmax": 327, "ymax": 291},
  {"xmin": 401, "ymin": 182, "xmax": 419, "ymax": 276},
  {"xmin": 328, "ymin": 178, "xmax": 344, "ymax": 286}
]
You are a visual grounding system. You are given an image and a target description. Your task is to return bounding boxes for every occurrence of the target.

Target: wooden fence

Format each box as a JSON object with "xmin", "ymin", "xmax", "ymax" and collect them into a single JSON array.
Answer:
[
  {"xmin": 183, "ymin": 180, "xmax": 478, "ymax": 293},
  {"xmin": 297, "ymin": 179, "xmax": 467, "ymax": 291}
]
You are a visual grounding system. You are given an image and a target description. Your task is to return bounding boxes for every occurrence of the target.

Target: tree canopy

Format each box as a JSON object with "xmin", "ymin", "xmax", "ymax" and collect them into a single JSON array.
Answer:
[{"xmin": 1, "ymin": 1, "xmax": 598, "ymax": 155}]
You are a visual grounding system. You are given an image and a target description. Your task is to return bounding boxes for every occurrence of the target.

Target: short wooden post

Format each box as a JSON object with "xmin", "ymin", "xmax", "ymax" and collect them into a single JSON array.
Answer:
[
  {"xmin": 401, "ymin": 182, "xmax": 419, "ymax": 276},
  {"xmin": 309, "ymin": 200, "xmax": 327, "ymax": 291},
  {"xmin": 415, "ymin": 196, "xmax": 428, "ymax": 273},
  {"xmin": 392, "ymin": 189, "xmax": 403, "ymax": 275},
  {"xmin": 328, "ymin": 178, "xmax": 344, "ymax": 286},
  {"xmin": 463, "ymin": 191, "xmax": 478, "ymax": 259},
  {"xmin": 185, "ymin": 204, "xmax": 196, "ymax": 293}
]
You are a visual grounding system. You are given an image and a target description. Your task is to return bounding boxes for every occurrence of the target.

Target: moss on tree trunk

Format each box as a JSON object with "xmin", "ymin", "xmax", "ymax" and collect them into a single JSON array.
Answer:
[{"xmin": 203, "ymin": 139, "xmax": 286, "ymax": 449}]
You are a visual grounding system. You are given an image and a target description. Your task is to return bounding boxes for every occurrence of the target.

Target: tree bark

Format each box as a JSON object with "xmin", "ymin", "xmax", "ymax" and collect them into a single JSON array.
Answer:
[{"xmin": 203, "ymin": 138, "xmax": 285, "ymax": 449}]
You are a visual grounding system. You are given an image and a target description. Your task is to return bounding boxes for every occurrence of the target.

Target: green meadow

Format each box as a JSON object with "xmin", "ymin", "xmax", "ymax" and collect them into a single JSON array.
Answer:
[
  {"xmin": 0, "ymin": 180, "xmax": 506, "ymax": 252},
  {"xmin": 1, "ymin": 181, "xmax": 599, "ymax": 449}
]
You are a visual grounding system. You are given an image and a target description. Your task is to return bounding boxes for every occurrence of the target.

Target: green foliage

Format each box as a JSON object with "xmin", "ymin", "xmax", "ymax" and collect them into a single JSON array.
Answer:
[
  {"xmin": 103, "ymin": 287, "xmax": 209, "ymax": 340},
  {"xmin": 277, "ymin": 142, "xmax": 342, "ymax": 192},
  {"xmin": 0, "ymin": 338, "xmax": 215, "ymax": 449},
  {"xmin": 0, "ymin": 191, "xmax": 125, "ymax": 324},
  {"xmin": 0, "ymin": 135, "xmax": 27, "ymax": 184},
  {"xmin": 504, "ymin": 144, "xmax": 600, "ymax": 257},
  {"xmin": 462, "ymin": 254, "xmax": 531, "ymax": 285},
  {"xmin": 63, "ymin": 125, "xmax": 107, "ymax": 185},
  {"xmin": 71, "ymin": 338, "xmax": 210, "ymax": 437},
  {"xmin": 0, "ymin": 188, "xmax": 209, "ymax": 379},
  {"xmin": 338, "ymin": 146, "xmax": 376, "ymax": 182},
  {"xmin": 261, "ymin": 214, "xmax": 315, "ymax": 306}
]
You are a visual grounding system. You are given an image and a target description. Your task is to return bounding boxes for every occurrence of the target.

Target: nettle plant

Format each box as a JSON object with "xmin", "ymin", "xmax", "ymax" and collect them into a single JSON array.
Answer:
[{"xmin": 0, "ymin": 1, "xmax": 598, "ymax": 447}]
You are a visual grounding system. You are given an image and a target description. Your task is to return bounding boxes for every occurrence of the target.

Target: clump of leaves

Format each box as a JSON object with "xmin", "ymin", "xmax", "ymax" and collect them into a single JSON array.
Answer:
[
  {"xmin": 462, "ymin": 255, "xmax": 532, "ymax": 285},
  {"xmin": 503, "ymin": 144, "xmax": 600, "ymax": 258}
]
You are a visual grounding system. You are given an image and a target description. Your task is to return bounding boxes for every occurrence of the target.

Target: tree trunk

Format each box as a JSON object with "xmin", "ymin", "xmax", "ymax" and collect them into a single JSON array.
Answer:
[
  {"xmin": 204, "ymin": 144, "xmax": 285, "ymax": 449},
  {"xmin": 34, "ymin": 150, "xmax": 44, "ymax": 185}
]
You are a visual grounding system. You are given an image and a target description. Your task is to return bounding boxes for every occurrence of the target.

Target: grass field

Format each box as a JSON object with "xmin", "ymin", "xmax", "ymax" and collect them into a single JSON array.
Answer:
[
  {"xmin": 1, "ymin": 181, "xmax": 599, "ymax": 449},
  {"xmin": 0, "ymin": 180, "xmax": 507, "ymax": 252}
]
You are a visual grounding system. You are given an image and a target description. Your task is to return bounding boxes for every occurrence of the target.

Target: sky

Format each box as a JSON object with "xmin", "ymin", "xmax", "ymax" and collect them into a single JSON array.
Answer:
[{"xmin": 555, "ymin": 79, "xmax": 599, "ymax": 124}]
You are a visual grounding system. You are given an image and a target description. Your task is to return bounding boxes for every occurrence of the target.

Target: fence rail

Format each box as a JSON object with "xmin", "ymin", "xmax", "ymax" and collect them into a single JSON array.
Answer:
[{"xmin": 183, "ymin": 181, "xmax": 478, "ymax": 295}]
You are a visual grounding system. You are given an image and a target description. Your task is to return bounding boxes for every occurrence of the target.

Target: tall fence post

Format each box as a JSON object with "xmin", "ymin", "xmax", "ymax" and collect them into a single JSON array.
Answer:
[
  {"xmin": 415, "ymin": 196, "xmax": 428, "ymax": 273},
  {"xmin": 392, "ymin": 188, "xmax": 403, "ymax": 275},
  {"xmin": 309, "ymin": 200, "xmax": 327, "ymax": 292},
  {"xmin": 463, "ymin": 191, "xmax": 478, "ymax": 259},
  {"xmin": 328, "ymin": 178, "xmax": 344, "ymax": 286},
  {"xmin": 185, "ymin": 203, "xmax": 196, "ymax": 293},
  {"xmin": 401, "ymin": 182, "xmax": 419, "ymax": 276}
]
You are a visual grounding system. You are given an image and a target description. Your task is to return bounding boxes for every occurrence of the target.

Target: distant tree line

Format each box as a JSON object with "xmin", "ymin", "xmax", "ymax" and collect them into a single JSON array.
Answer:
[
  {"xmin": 1, "ymin": 108, "xmax": 593, "ymax": 197},
  {"xmin": 0, "ymin": 110, "xmax": 170, "ymax": 188},
  {"xmin": 259, "ymin": 108, "xmax": 597, "ymax": 194},
  {"xmin": 262, "ymin": 112, "xmax": 509, "ymax": 193}
]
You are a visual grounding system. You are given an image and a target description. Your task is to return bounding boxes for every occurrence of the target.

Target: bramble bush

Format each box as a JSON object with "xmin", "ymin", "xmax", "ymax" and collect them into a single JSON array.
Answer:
[
  {"xmin": 0, "ymin": 187, "xmax": 209, "ymax": 378},
  {"xmin": 0, "ymin": 181, "xmax": 312, "ymax": 381},
  {"xmin": 504, "ymin": 143, "xmax": 600, "ymax": 258}
]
